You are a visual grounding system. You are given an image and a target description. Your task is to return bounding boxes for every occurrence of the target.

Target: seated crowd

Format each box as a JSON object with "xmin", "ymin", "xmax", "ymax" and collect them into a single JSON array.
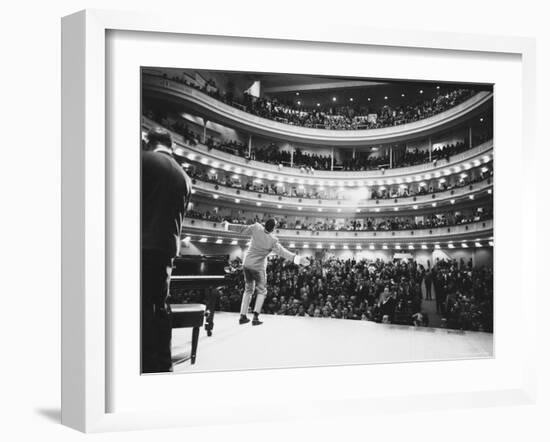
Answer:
[
  {"xmin": 144, "ymin": 106, "xmax": 491, "ymax": 172},
  {"xmin": 162, "ymin": 72, "xmax": 476, "ymax": 131},
  {"xmin": 170, "ymin": 256, "xmax": 493, "ymax": 332},
  {"xmin": 184, "ymin": 208, "xmax": 492, "ymax": 232},
  {"xmin": 184, "ymin": 162, "xmax": 492, "ymax": 201}
]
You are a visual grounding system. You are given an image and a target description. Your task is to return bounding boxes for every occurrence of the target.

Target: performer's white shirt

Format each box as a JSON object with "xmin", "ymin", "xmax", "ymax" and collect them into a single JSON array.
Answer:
[{"xmin": 228, "ymin": 222, "xmax": 295, "ymax": 271}]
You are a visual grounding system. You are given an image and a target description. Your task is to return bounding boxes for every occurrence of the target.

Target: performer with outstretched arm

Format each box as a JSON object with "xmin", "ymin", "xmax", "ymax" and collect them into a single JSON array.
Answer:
[{"xmin": 223, "ymin": 218, "xmax": 310, "ymax": 326}]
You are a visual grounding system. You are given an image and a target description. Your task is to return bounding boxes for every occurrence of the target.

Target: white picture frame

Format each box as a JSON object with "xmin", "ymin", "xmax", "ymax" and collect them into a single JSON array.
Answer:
[{"xmin": 61, "ymin": 9, "xmax": 537, "ymax": 433}]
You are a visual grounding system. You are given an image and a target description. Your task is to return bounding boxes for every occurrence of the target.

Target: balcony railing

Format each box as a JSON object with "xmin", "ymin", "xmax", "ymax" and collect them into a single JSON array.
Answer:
[
  {"xmin": 191, "ymin": 177, "xmax": 492, "ymax": 211},
  {"xmin": 182, "ymin": 219, "xmax": 493, "ymax": 244},
  {"xmin": 143, "ymin": 73, "xmax": 493, "ymax": 146}
]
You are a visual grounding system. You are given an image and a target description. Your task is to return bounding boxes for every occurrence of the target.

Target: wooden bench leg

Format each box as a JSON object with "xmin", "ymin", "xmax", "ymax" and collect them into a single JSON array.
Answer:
[{"xmin": 191, "ymin": 326, "xmax": 200, "ymax": 364}]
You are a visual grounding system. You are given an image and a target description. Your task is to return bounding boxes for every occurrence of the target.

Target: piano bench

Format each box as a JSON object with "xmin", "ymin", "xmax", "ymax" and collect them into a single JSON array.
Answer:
[{"xmin": 171, "ymin": 303, "xmax": 206, "ymax": 364}]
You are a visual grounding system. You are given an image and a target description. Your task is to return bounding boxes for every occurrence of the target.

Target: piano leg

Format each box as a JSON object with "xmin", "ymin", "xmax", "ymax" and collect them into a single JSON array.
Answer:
[
  {"xmin": 204, "ymin": 287, "xmax": 219, "ymax": 337},
  {"xmin": 191, "ymin": 326, "xmax": 200, "ymax": 364}
]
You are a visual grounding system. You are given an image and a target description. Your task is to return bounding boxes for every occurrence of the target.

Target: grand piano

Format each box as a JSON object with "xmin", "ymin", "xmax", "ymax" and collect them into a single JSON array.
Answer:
[{"xmin": 169, "ymin": 254, "xmax": 229, "ymax": 337}]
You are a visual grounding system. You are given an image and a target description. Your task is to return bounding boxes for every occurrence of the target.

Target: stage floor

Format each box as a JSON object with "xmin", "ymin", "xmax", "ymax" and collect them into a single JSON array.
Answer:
[{"xmin": 172, "ymin": 312, "xmax": 493, "ymax": 373}]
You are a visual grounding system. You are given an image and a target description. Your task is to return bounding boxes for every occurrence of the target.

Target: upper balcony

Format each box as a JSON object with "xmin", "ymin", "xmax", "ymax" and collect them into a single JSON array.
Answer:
[
  {"xmin": 142, "ymin": 116, "xmax": 493, "ymax": 183},
  {"xmin": 142, "ymin": 73, "xmax": 493, "ymax": 147}
]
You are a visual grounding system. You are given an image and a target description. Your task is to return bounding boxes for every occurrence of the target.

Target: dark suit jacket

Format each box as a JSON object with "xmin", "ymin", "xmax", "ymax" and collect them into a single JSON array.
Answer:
[{"xmin": 142, "ymin": 150, "xmax": 192, "ymax": 259}]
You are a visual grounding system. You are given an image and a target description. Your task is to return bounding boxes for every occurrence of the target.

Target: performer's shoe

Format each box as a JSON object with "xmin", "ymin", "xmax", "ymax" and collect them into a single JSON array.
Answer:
[
  {"xmin": 252, "ymin": 316, "xmax": 263, "ymax": 326},
  {"xmin": 239, "ymin": 315, "xmax": 250, "ymax": 325}
]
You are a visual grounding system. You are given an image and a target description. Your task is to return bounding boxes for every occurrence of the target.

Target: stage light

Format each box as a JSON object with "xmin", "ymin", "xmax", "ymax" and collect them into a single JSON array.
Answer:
[
  {"xmin": 208, "ymin": 168, "xmax": 215, "ymax": 174},
  {"xmin": 384, "ymin": 96, "xmax": 388, "ymax": 100},
  {"xmin": 413, "ymin": 205, "xmax": 418, "ymax": 210},
  {"xmin": 461, "ymin": 243, "xmax": 469, "ymax": 248},
  {"xmin": 450, "ymin": 199, "xmax": 455, "ymax": 204},
  {"xmin": 298, "ymin": 206, "xmax": 302, "ymax": 211},
  {"xmin": 432, "ymin": 202, "xmax": 437, "ymax": 207},
  {"xmin": 401, "ymin": 93, "xmax": 405, "ymax": 97},
  {"xmin": 187, "ymin": 153, "xmax": 196, "ymax": 160},
  {"xmin": 256, "ymin": 202, "xmax": 262, "ymax": 206},
  {"xmin": 419, "ymin": 89, "xmax": 424, "ymax": 94},
  {"xmin": 317, "ymin": 103, "xmax": 320, "ymax": 107},
  {"xmin": 356, "ymin": 245, "xmax": 362, "ymax": 250},
  {"xmin": 199, "ymin": 238, "xmax": 207, "ymax": 243},
  {"xmin": 419, "ymin": 182, "xmax": 426, "ymax": 187},
  {"xmin": 368, "ymin": 97, "xmax": 371, "ymax": 101},
  {"xmin": 382, "ymin": 245, "xmax": 388, "ymax": 250},
  {"xmin": 303, "ymin": 244, "xmax": 309, "ymax": 249},
  {"xmin": 480, "ymin": 117, "xmax": 484, "ymax": 122},
  {"xmin": 200, "ymin": 158, "xmax": 209, "ymax": 165},
  {"xmin": 230, "ymin": 240, "xmax": 238, "ymax": 245},
  {"xmin": 374, "ymin": 208, "xmax": 380, "ymax": 212},
  {"xmin": 421, "ymin": 244, "xmax": 428, "ymax": 250},
  {"xmin": 329, "ymin": 245, "xmax": 335, "ymax": 250},
  {"xmin": 488, "ymin": 189, "xmax": 492, "ymax": 194},
  {"xmin": 213, "ymin": 194, "xmax": 219, "ymax": 199},
  {"xmin": 408, "ymin": 245, "xmax": 414, "ymax": 250},
  {"xmin": 246, "ymin": 241, "xmax": 251, "ymax": 246},
  {"xmin": 349, "ymin": 97, "xmax": 354, "ymax": 102},
  {"xmin": 235, "ymin": 198, "xmax": 240, "ymax": 203},
  {"xmin": 369, "ymin": 245, "xmax": 375, "ymax": 250},
  {"xmin": 289, "ymin": 243, "xmax": 296, "ymax": 248},
  {"xmin": 183, "ymin": 236, "xmax": 191, "ymax": 242},
  {"xmin": 356, "ymin": 209, "xmax": 361, "ymax": 213},
  {"xmin": 318, "ymin": 208, "xmax": 323, "ymax": 212},
  {"xmin": 448, "ymin": 243, "xmax": 455, "ymax": 249},
  {"xmin": 436, "ymin": 86, "xmax": 440, "ymax": 89},
  {"xmin": 234, "ymin": 167, "xmax": 242, "ymax": 174},
  {"xmin": 343, "ymin": 244, "xmax": 349, "ymax": 249},
  {"xmin": 277, "ymin": 204, "xmax": 283, "ymax": 209},
  {"xmin": 395, "ymin": 245, "xmax": 401, "ymax": 250},
  {"xmin": 215, "ymin": 239, "xmax": 223, "ymax": 244},
  {"xmin": 394, "ymin": 207, "xmax": 399, "ymax": 211},
  {"xmin": 191, "ymin": 189, "xmax": 196, "ymax": 194},
  {"xmin": 332, "ymin": 97, "xmax": 337, "ymax": 102},
  {"xmin": 489, "ymin": 241, "xmax": 494, "ymax": 246},
  {"xmin": 297, "ymin": 101, "xmax": 301, "ymax": 105},
  {"xmin": 337, "ymin": 208, "xmax": 342, "ymax": 213},
  {"xmin": 475, "ymin": 242, "xmax": 482, "ymax": 247},
  {"xmin": 469, "ymin": 195, "xmax": 474, "ymax": 200},
  {"xmin": 211, "ymin": 161, "xmax": 219, "ymax": 168},
  {"xmin": 434, "ymin": 244, "xmax": 441, "ymax": 249},
  {"xmin": 296, "ymin": 92, "xmax": 300, "ymax": 96}
]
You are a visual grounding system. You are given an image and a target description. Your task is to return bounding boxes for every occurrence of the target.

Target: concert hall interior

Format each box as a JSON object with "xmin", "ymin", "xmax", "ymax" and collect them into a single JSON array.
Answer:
[{"xmin": 141, "ymin": 67, "xmax": 494, "ymax": 372}]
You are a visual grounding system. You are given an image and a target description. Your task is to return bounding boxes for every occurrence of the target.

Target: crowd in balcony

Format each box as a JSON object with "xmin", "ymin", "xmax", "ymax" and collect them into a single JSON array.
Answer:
[
  {"xmin": 184, "ymin": 162, "xmax": 492, "ymax": 202},
  {"xmin": 160, "ymin": 72, "xmax": 477, "ymax": 131},
  {"xmin": 170, "ymin": 256, "xmax": 493, "ymax": 332},
  {"xmin": 143, "ymin": 104, "xmax": 492, "ymax": 172},
  {"xmin": 184, "ymin": 206, "xmax": 492, "ymax": 232}
]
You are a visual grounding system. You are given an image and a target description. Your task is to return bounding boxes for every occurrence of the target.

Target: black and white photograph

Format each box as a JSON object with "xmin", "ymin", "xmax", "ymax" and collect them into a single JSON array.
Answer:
[{"xmin": 140, "ymin": 67, "xmax": 494, "ymax": 374}]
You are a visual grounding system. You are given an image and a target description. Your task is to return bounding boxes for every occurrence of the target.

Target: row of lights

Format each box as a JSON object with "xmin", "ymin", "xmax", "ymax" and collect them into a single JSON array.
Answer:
[
  {"xmin": 187, "ymin": 153, "xmax": 492, "ymax": 186},
  {"xmin": 205, "ymin": 191, "xmax": 491, "ymax": 211},
  {"xmin": 295, "ymin": 87, "xmax": 441, "ymax": 106},
  {"xmin": 186, "ymin": 236, "xmax": 493, "ymax": 249}
]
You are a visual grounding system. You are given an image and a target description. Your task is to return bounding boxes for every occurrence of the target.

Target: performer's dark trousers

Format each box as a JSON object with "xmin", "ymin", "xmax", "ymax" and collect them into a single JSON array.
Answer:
[{"xmin": 142, "ymin": 250, "xmax": 173, "ymax": 373}]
